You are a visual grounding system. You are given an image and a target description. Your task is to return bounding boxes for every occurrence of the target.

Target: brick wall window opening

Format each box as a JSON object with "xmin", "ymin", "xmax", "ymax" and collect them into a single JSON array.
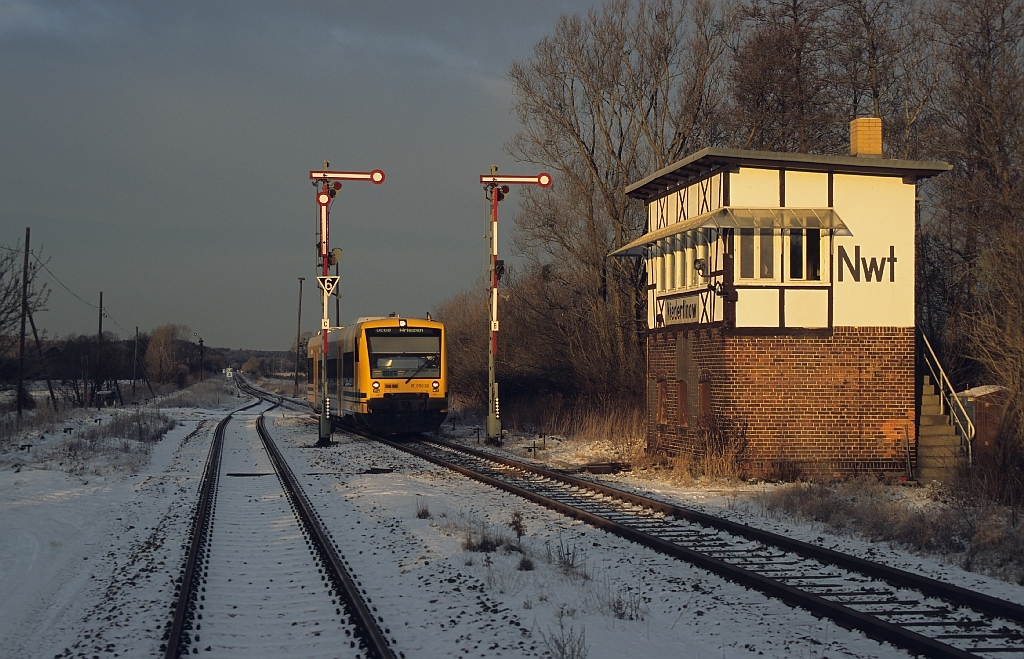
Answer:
[
  {"xmin": 788, "ymin": 228, "xmax": 822, "ymax": 281},
  {"xmin": 677, "ymin": 380, "xmax": 689, "ymax": 427},
  {"xmin": 698, "ymin": 379, "xmax": 712, "ymax": 417},
  {"xmin": 657, "ymin": 380, "xmax": 669, "ymax": 425},
  {"xmin": 739, "ymin": 228, "xmax": 776, "ymax": 279}
]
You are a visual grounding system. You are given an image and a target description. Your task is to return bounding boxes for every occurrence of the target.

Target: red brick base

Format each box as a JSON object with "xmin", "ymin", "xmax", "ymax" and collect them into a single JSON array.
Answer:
[{"xmin": 647, "ymin": 326, "xmax": 916, "ymax": 478}]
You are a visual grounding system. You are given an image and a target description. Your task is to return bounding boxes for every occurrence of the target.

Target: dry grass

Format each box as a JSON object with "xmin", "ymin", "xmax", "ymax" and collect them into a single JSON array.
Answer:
[
  {"xmin": 658, "ymin": 415, "xmax": 749, "ymax": 483},
  {"xmin": 758, "ymin": 475, "xmax": 1024, "ymax": 583},
  {"xmin": 80, "ymin": 408, "xmax": 176, "ymax": 444},
  {"xmin": 154, "ymin": 377, "xmax": 236, "ymax": 409},
  {"xmin": 37, "ymin": 408, "xmax": 177, "ymax": 476},
  {"xmin": 526, "ymin": 402, "xmax": 648, "ymax": 465},
  {"xmin": 0, "ymin": 400, "xmax": 73, "ymax": 450}
]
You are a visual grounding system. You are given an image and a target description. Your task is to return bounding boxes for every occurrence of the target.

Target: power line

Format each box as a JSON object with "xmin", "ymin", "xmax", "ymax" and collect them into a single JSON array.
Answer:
[{"xmin": 1, "ymin": 244, "xmax": 131, "ymax": 336}]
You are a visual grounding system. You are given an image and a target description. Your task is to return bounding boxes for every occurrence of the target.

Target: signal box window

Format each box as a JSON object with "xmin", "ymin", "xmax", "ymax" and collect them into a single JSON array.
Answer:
[
  {"xmin": 739, "ymin": 228, "xmax": 776, "ymax": 280},
  {"xmin": 788, "ymin": 229, "xmax": 822, "ymax": 281}
]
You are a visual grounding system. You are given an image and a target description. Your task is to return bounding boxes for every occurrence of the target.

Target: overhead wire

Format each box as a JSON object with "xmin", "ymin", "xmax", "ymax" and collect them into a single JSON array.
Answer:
[{"xmin": 0, "ymin": 244, "xmax": 132, "ymax": 336}]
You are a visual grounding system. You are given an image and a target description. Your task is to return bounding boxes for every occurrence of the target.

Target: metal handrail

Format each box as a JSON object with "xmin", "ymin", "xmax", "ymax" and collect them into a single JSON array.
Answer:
[{"xmin": 919, "ymin": 330, "xmax": 975, "ymax": 462}]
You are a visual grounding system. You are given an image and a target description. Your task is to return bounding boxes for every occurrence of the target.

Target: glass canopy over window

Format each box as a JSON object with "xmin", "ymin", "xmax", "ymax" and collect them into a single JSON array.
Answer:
[{"xmin": 609, "ymin": 207, "xmax": 850, "ymax": 258}]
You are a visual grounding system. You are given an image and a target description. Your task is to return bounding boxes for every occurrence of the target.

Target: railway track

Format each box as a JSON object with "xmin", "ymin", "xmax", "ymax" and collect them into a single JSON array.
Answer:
[
  {"xmin": 234, "ymin": 376, "xmax": 1023, "ymax": 658},
  {"xmin": 162, "ymin": 387, "xmax": 396, "ymax": 659},
  {"xmin": 360, "ymin": 434, "xmax": 1024, "ymax": 659}
]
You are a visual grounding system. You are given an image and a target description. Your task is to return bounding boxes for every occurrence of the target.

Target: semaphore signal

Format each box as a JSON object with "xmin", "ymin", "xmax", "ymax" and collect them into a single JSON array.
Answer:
[
  {"xmin": 479, "ymin": 172, "xmax": 552, "ymax": 187},
  {"xmin": 308, "ymin": 163, "xmax": 385, "ymax": 445},
  {"xmin": 479, "ymin": 166, "xmax": 552, "ymax": 443}
]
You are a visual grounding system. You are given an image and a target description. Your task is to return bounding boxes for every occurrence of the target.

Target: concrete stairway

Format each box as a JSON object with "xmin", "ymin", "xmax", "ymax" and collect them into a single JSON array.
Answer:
[{"xmin": 916, "ymin": 376, "xmax": 965, "ymax": 482}]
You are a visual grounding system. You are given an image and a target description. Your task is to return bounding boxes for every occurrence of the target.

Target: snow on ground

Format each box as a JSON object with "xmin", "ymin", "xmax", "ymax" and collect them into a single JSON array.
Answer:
[
  {"xmin": 0, "ymin": 387, "xmax": 250, "ymax": 659},
  {"xmin": 446, "ymin": 424, "xmax": 1024, "ymax": 607},
  {"xmin": 268, "ymin": 412, "xmax": 910, "ymax": 659},
  {"xmin": 1, "ymin": 390, "xmax": 1020, "ymax": 659}
]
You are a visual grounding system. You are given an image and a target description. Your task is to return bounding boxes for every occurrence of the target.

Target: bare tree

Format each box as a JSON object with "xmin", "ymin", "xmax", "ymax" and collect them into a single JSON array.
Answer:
[
  {"xmin": 144, "ymin": 323, "xmax": 190, "ymax": 383},
  {"xmin": 921, "ymin": 0, "xmax": 1024, "ymax": 369},
  {"xmin": 826, "ymin": 0, "xmax": 944, "ymax": 158},
  {"xmin": 0, "ymin": 240, "xmax": 49, "ymax": 402},
  {"xmin": 726, "ymin": 0, "xmax": 843, "ymax": 152},
  {"xmin": 507, "ymin": 0, "xmax": 730, "ymax": 401}
]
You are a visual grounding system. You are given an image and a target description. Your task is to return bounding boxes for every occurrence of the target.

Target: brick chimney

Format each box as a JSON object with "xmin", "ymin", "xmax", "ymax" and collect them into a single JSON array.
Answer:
[{"xmin": 850, "ymin": 117, "xmax": 883, "ymax": 157}]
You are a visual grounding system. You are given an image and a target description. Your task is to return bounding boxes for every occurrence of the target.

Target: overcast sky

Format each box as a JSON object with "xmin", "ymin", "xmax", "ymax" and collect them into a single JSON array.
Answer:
[{"xmin": 1, "ymin": 1, "xmax": 604, "ymax": 350}]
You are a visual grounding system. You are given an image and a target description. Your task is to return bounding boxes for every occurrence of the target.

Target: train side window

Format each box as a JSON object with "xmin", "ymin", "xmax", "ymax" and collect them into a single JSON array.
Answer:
[
  {"xmin": 326, "ymin": 357, "xmax": 338, "ymax": 384},
  {"xmin": 306, "ymin": 358, "xmax": 313, "ymax": 384},
  {"xmin": 343, "ymin": 352, "xmax": 354, "ymax": 387}
]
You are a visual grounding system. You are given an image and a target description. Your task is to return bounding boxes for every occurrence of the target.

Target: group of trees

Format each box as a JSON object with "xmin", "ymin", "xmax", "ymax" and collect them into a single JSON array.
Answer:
[
  {"xmin": 438, "ymin": 0, "xmax": 1024, "ymax": 489},
  {"xmin": 1, "ymin": 316, "xmax": 225, "ymax": 409}
]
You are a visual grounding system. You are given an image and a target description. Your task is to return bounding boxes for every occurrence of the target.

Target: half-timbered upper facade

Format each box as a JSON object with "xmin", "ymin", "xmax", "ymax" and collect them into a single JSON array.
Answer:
[{"xmin": 614, "ymin": 147, "xmax": 949, "ymax": 334}]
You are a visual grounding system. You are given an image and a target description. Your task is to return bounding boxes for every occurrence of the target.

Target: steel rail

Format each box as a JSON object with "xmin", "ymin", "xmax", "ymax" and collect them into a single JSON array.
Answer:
[
  {"xmin": 162, "ymin": 399, "xmax": 262, "ymax": 659},
  {"xmin": 432, "ymin": 439, "xmax": 1024, "ymax": 626},
  {"xmin": 256, "ymin": 412, "xmax": 397, "ymax": 659},
  {"xmin": 362, "ymin": 434, "xmax": 1021, "ymax": 659}
]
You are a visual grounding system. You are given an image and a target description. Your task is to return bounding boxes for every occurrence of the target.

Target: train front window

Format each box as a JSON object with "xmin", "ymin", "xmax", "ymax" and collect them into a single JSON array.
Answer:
[{"xmin": 366, "ymin": 328, "xmax": 441, "ymax": 379}]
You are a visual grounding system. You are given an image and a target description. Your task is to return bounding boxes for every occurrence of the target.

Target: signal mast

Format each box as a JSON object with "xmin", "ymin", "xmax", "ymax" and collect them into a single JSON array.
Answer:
[
  {"xmin": 478, "ymin": 167, "xmax": 551, "ymax": 443},
  {"xmin": 309, "ymin": 162, "xmax": 385, "ymax": 444}
]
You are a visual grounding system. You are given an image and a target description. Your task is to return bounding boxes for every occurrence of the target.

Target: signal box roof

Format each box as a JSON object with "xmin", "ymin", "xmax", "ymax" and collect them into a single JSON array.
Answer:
[{"xmin": 625, "ymin": 147, "xmax": 951, "ymax": 204}]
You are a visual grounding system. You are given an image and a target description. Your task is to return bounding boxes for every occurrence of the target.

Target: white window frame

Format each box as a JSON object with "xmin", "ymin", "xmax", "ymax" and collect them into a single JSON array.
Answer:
[
  {"xmin": 783, "ymin": 228, "xmax": 828, "ymax": 284},
  {"xmin": 737, "ymin": 228, "xmax": 780, "ymax": 283}
]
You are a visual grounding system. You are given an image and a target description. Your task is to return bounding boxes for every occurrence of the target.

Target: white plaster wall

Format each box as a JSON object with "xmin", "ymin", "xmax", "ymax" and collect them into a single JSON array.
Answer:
[
  {"xmin": 785, "ymin": 171, "xmax": 829, "ymax": 206},
  {"xmin": 785, "ymin": 289, "xmax": 830, "ymax": 328},
  {"xmin": 735, "ymin": 288, "xmax": 780, "ymax": 327},
  {"xmin": 832, "ymin": 174, "xmax": 915, "ymax": 327},
  {"xmin": 730, "ymin": 167, "xmax": 779, "ymax": 206}
]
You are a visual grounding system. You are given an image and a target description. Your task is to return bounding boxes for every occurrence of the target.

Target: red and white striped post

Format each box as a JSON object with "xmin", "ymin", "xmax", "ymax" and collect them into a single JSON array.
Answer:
[
  {"xmin": 308, "ymin": 165, "xmax": 385, "ymax": 443},
  {"xmin": 478, "ymin": 168, "xmax": 552, "ymax": 442}
]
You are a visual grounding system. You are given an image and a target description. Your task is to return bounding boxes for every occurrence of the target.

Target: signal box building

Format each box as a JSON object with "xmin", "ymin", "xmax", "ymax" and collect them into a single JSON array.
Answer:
[{"xmin": 614, "ymin": 120, "xmax": 951, "ymax": 477}]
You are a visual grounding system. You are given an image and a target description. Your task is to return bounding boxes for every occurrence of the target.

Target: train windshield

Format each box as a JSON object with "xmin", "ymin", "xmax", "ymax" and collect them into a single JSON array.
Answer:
[{"xmin": 366, "ymin": 327, "xmax": 441, "ymax": 379}]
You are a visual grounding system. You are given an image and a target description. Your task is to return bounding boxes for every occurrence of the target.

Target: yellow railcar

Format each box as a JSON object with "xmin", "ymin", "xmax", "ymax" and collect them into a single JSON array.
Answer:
[{"xmin": 307, "ymin": 316, "xmax": 447, "ymax": 434}]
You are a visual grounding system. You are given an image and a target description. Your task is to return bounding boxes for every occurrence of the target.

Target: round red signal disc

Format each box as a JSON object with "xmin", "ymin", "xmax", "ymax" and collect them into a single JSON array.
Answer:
[
  {"xmin": 317, "ymin": 192, "xmax": 330, "ymax": 205},
  {"xmin": 370, "ymin": 169, "xmax": 385, "ymax": 184},
  {"xmin": 538, "ymin": 172, "xmax": 552, "ymax": 188}
]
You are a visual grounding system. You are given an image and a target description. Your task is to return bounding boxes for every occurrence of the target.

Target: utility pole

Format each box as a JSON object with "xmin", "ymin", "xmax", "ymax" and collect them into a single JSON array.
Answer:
[
  {"xmin": 16, "ymin": 227, "xmax": 30, "ymax": 419},
  {"xmin": 334, "ymin": 260, "xmax": 340, "ymax": 329},
  {"xmin": 294, "ymin": 276, "xmax": 304, "ymax": 398},
  {"xmin": 478, "ymin": 168, "xmax": 551, "ymax": 443},
  {"xmin": 95, "ymin": 291, "xmax": 103, "ymax": 408},
  {"xmin": 132, "ymin": 327, "xmax": 139, "ymax": 396},
  {"xmin": 308, "ymin": 163, "xmax": 385, "ymax": 445},
  {"xmin": 28, "ymin": 309, "xmax": 58, "ymax": 411},
  {"xmin": 193, "ymin": 333, "xmax": 205, "ymax": 382}
]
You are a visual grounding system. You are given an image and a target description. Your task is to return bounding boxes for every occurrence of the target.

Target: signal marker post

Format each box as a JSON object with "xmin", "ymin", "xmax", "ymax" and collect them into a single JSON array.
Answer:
[
  {"xmin": 479, "ymin": 168, "xmax": 551, "ymax": 443},
  {"xmin": 309, "ymin": 165, "xmax": 385, "ymax": 445}
]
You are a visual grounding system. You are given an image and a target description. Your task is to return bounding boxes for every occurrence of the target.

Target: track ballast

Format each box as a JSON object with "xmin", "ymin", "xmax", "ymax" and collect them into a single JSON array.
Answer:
[
  {"xmin": 162, "ymin": 386, "xmax": 397, "ymax": 659},
  {"xmin": 370, "ymin": 435, "xmax": 1024, "ymax": 659}
]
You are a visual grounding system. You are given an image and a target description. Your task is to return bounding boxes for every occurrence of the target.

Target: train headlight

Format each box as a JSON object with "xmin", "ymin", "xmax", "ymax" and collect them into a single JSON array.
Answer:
[
  {"xmin": 431, "ymin": 381, "xmax": 440, "ymax": 391},
  {"xmin": 372, "ymin": 381, "xmax": 380, "ymax": 391}
]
